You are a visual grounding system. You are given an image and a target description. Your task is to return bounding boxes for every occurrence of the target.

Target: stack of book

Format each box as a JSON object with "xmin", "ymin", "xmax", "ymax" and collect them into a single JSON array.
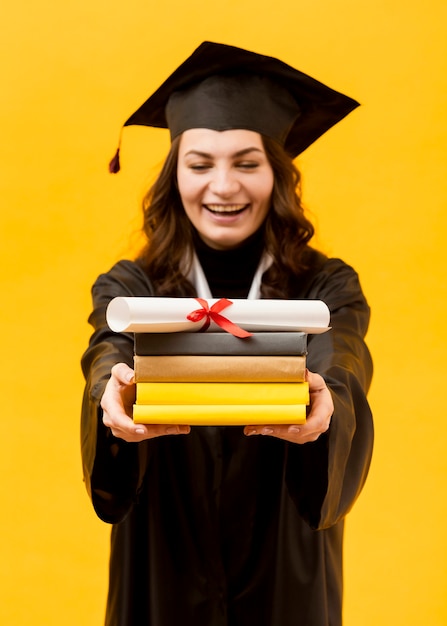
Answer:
[
  {"xmin": 106, "ymin": 296, "xmax": 331, "ymax": 426},
  {"xmin": 133, "ymin": 331, "xmax": 309, "ymax": 425}
]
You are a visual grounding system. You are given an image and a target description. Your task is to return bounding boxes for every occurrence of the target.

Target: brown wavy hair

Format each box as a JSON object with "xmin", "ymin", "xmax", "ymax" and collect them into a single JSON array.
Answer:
[{"xmin": 135, "ymin": 134, "xmax": 314, "ymax": 297}]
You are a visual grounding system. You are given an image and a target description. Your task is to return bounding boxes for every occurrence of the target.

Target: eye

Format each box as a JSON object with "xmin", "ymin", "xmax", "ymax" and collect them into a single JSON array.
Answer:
[
  {"xmin": 236, "ymin": 161, "xmax": 259, "ymax": 170},
  {"xmin": 188, "ymin": 163, "xmax": 212, "ymax": 171}
]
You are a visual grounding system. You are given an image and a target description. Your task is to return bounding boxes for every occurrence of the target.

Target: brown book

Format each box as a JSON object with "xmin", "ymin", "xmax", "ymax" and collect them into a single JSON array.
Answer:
[{"xmin": 134, "ymin": 354, "xmax": 306, "ymax": 382}]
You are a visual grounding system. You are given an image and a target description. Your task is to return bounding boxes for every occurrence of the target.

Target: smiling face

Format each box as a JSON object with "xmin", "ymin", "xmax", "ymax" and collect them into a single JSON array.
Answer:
[{"xmin": 176, "ymin": 129, "xmax": 274, "ymax": 250}]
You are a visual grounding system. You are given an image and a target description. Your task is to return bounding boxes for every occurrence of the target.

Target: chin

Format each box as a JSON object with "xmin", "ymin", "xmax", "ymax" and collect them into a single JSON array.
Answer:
[
  {"xmin": 201, "ymin": 229, "xmax": 245, "ymax": 250},
  {"xmin": 208, "ymin": 237, "xmax": 242, "ymax": 250}
]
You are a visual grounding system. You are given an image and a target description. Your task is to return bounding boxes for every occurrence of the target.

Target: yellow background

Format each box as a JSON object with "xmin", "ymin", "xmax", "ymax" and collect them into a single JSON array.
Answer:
[{"xmin": 1, "ymin": 1, "xmax": 446, "ymax": 624}]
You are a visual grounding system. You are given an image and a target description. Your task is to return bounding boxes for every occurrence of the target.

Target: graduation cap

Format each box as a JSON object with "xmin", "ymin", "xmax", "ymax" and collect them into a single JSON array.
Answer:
[{"xmin": 109, "ymin": 41, "xmax": 359, "ymax": 173}]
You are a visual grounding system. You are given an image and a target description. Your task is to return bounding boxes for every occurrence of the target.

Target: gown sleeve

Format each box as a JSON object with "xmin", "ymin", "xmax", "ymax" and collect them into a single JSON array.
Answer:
[
  {"xmin": 285, "ymin": 255, "xmax": 374, "ymax": 530},
  {"xmin": 80, "ymin": 260, "xmax": 155, "ymax": 524}
]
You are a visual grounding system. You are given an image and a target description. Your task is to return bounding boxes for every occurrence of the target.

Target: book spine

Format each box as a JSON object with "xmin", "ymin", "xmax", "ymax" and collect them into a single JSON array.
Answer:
[
  {"xmin": 135, "ymin": 382, "xmax": 309, "ymax": 405},
  {"xmin": 134, "ymin": 332, "xmax": 308, "ymax": 356},
  {"xmin": 133, "ymin": 403, "xmax": 307, "ymax": 425},
  {"xmin": 134, "ymin": 355, "xmax": 307, "ymax": 382}
]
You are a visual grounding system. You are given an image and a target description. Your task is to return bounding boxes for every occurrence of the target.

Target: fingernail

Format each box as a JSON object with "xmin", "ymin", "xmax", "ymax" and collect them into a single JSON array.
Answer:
[
  {"xmin": 125, "ymin": 372, "xmax": 134, "ymax": 383},
  {"xmin": 246, "ymin": 428, "xmax": 257, "ymax": 436},
  {"xmin": 261, "ymin": 428, "xmax": 274, "ymax": 435},
  {"xmin": 135, "ymin": 427, "xmax": 145, "ymax": 435},
  {"xmin": 289, "ymin": 426, "xmax": 300, "ymax": 434}
]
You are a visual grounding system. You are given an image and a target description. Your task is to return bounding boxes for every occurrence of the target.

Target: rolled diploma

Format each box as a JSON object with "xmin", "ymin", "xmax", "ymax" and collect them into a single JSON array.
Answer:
[{"xmin": 106, "ymin": 297, "xmax": 330, "ymax": 334}]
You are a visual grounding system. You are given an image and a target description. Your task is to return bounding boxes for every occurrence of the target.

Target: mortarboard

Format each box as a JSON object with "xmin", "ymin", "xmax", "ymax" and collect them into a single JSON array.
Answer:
[{"xmin": 109, "ymin": 41, "xmax": 359, "ymax": 172}]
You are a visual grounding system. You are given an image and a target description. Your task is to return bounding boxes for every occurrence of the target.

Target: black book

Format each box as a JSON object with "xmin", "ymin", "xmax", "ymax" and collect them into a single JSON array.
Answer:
[{"xmin": 134, "ymin": 332, "xmax": 307, "ymax": 356}]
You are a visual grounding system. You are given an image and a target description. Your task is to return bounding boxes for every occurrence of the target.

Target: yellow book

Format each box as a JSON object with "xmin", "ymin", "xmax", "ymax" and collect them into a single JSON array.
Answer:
[
  {"xmin": 135, "ymin": 381, "xmax": 309, "ymax": 405},
  {"xmin": 133, "ymin": 403, "xmax": 307, "ymax": 425},
  {"xmin": 134, "ymin": 355, "xmax": 306, "ymax": 382}
]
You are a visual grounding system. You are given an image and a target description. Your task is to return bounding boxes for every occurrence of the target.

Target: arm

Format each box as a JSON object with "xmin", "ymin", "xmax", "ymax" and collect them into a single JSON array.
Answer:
[
  {"xmin": 80, "ymin": 261, "xmax": 155, "ymax": 523},
  {"xmin": 293, "ymin": 257, "xmax": 374, "ymax": 529},
  {"xmin": 245, "ymin": 256, "xmax": 373, "ymax": 529}
]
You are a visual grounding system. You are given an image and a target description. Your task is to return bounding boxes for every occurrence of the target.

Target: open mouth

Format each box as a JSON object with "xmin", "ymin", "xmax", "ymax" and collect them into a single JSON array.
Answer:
[{"xmin": 204, "ymin": 204, "xmax": 249, "ymax": 216}]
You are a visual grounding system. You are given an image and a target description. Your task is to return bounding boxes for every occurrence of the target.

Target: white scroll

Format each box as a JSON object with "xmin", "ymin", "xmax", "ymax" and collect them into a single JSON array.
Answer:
[{"xmin": 106, "ymin": 297, "xmax": 330, "ymax": 334}]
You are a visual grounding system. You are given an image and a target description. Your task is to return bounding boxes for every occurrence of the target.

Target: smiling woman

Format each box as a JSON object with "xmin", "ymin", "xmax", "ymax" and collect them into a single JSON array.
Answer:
[
  {"xmin": 177, "ymin": 129, "xmax": 274, "ymax": 249},
  {"xmin": 81, "ymin": 41, "xmax": 373, "ymax": 626},
  {"xmin": 137, "ymin": 130, "xmax": 315, "ymax": 298}
]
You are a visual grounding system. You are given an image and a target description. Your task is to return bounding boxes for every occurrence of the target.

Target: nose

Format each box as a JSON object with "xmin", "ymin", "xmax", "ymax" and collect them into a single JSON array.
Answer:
[{"xmin": 208, "ymin": 167, "xmax": 241, "ymax": 197}]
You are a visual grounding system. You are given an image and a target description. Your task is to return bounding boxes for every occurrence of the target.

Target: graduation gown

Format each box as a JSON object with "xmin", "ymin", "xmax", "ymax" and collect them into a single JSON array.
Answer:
[{"xmin": 80, "ymin": 247, "xmax": 373, "ymax": 626}]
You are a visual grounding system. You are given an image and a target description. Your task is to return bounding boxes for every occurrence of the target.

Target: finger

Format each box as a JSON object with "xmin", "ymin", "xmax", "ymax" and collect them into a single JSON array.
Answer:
[
  {"xmin": 244, "ymin": 422, "xmax": 326, "ymax": 444},
  {"xmin": 111, "ymin": 362, "xmax": 135, "ymax": 385},
  {"xmin": 115, "ymin": 424, "xmax": 191, "ymax": 442},
  {"xmin": 306, "ymin": 369, "xmax": 330, "ymax": 395},
  {"xmin": 306, "ymin": 391, "xmax": 333, "ymax": 432},
  {"xmin": 104, "ymin": 411, "xmax": 191, "ymax": 442},
  {"xmin": 306, "ymin": 369, "xmax": 334, "ymax": 426},
  {"xmin": 142, "ymin": 424, "xmax": 192, "ymax": 438},
  {"xmin": 244, "ymin": 424, "xmax": 301, "ymax": 440}
]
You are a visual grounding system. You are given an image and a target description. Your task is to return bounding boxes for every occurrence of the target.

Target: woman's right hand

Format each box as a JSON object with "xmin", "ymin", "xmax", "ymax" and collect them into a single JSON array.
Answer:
[{"xmin": 100, "ymin": 362, "xmax": 191, "ymax": 442}]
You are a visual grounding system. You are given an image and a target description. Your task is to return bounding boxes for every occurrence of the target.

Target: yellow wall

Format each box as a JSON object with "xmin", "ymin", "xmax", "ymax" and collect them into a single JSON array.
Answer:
[{"xmin": 1, "ymin": 1, "xmax": 446, "ymax": 624}]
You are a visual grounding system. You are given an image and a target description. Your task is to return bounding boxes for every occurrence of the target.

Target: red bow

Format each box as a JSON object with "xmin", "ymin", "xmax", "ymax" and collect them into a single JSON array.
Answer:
[{"xmin": 186, "ymin": 298, "xmax": 252, "ymax": 338}]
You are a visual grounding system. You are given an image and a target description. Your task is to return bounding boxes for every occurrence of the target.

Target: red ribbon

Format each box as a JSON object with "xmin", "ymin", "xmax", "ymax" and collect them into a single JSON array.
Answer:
[{"xmin": 186, "ymin": 298, "xmax": 252, "ymax": 338}]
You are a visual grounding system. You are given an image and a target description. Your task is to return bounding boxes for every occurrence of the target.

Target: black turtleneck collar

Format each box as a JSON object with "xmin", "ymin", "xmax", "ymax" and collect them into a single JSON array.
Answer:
[{"xmin": 193, "ymin": 228, "xmax": 265, "ymax": 298}]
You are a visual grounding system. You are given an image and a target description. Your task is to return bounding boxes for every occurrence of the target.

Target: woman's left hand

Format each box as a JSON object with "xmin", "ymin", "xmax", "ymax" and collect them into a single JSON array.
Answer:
[{"xmin": 243, "ymin": 370, "xmax": 333, "ymax": 444}]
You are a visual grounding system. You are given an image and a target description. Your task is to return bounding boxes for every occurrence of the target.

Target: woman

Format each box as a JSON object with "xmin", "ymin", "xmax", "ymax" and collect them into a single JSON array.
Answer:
[{"xmin": 81, "ymin": 42, "xmax": 373, "ymax": 626}]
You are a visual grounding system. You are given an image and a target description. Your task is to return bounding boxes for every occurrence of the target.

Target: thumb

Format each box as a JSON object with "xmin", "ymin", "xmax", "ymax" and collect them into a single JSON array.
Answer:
[
  {"xmin": 111, "ymin": 362, "xmax": 135, "ymax": 385},
  {"xmin": 305, "ymin": 369, "xmax": 326, "ymax": 392}
]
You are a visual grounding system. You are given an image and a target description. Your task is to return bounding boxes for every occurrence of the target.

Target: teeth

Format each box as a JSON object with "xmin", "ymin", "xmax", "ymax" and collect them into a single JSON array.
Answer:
[{"xmin": 205, "ymin": 204, "xmax": 247, "ymax": 213}]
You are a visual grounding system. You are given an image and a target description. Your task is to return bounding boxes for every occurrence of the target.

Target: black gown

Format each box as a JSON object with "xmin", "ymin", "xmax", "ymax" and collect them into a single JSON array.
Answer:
[{"xmin": 80, "ymin": 244, "xmax": 373, "ymax": 626}]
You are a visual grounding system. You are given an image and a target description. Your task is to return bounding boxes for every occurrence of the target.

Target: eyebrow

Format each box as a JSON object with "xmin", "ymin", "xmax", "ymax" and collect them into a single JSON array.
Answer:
[{"xmin": 184, "ymin": 147, "xmax": 264, "ymax": 158}]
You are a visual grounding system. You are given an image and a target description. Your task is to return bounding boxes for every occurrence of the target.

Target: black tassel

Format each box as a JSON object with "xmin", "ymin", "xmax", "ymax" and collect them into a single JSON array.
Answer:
[{"xmin": 108, "ymin": 147, "xmax": 121, "ymax": 173}]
